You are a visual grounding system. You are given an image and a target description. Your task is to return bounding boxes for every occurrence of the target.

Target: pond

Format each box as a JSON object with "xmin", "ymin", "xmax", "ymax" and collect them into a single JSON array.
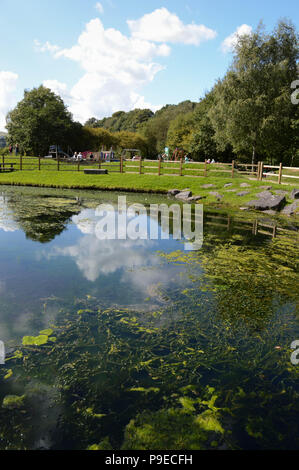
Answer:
[{"xmin": 0, "ymin": 186, "xmax": 298, "ymax": 450}]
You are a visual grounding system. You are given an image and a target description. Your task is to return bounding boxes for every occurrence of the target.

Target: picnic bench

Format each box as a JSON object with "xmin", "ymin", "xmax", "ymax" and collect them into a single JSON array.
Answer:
[
  {"xmin": 0, "ymin": 163, "xmax": 15, "ymax": 172},
  {"xmin": 84, "ymin": 168, "xmax": 108, "ymax": 175}
]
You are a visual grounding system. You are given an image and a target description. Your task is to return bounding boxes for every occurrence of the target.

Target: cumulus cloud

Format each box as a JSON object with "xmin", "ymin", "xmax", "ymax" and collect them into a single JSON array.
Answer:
[
  {"xmin": 35, "ymin": 9, "xmax": 216, "ymax": 123},
  {"xmin": 95, "ymin": 2, "xmax": 104, "ymax": 14},
  {"xmin": 0, "ymin": 71, "xmax": 18, "ymax": 131},
  {"xmin": 221, "ymin": 24, "xmax": 253, "ymax": 53},
  {"xmin": 127, "ymin": 7, "xmax": 217, "ymax": 45}
]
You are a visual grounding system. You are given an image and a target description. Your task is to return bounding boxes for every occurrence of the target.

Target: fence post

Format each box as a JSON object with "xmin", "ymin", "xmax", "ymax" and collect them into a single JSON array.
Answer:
[
  {"xmin": 278, "ymin": 162, "xmax": 283, "ymax": 184},
  {"xmin": 57, "ymin": 154, "xmax": 60, "ymax": 171},
  {"xmin": 259, "ymin": 162, "xmax": 264, "ymax": 181},
  {"xmin": 20, "ymin": 154, "xmax": 22, "ymax": 171},
  {"xmin": 139, "ymin": 158, "xmax": 142, "ymax": 175},
  {"xmin": 204, "ymin": 160, "xmax": 207, "ymax": 177},
  {"xmin": 158, "ymin": 158, "xmax": 161, "ymax": 176},
  {"xmin": 99, "ymin": 158, "xmax": 101, "ymax": 169},
  {"xmin": 257, "ymin": 162, "xmax": 260, "ymax": 181},
  {"xmin": 180, "ymin": 158, "xmax": 183, "ymax": 176},
  {"xmin": 231, "ymin": 160, "xmax": 235, "ymax": 178},
  {"xmin": 77, "ymin": 161, "xmax": 80, "ymax": 172},
  {"xmin": 120, "ymin": 156, "xmax": 123, "ymax": 173},
  {"xmin": 38, "ymin": 156, "xmax": 41, "ymax": 171}
]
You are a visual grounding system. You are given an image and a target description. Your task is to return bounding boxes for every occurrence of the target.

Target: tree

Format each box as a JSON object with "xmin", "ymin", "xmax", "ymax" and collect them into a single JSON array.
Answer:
[
  {"xmin": 209, "ymin": 20, "xmax": 299, "ymax": 165},
  {"xmin": 6, "ymin": 86, "xmax": 80, "ymax": 156}
]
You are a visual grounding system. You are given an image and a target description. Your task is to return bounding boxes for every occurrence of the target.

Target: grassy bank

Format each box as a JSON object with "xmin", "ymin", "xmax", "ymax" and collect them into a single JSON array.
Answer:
[{"xmin": 0, "ymin": 168, "xmax": 298, "ymax": 212}]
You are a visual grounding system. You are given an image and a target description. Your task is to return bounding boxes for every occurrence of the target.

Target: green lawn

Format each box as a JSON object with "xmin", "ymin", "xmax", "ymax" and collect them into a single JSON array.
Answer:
[{"xmin": 0, "ymin": 162, "xmax": 298, "ymax": 211}]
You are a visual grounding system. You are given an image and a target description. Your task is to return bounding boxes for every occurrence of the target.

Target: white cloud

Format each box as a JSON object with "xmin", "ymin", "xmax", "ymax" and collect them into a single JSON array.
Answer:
[
  {"xmin": 127, "ymin": 7, "xmax": 217, "ymax": 45},
  {"xmin": 38, "ymin": 17, "xmax": 169, "ymax": 122},
  {"xmin": 36, "ymin": 9, "xmax": 216, "ymax": 123},
  {"xmin": 0, "ymin": 71, "xmax": 18, "ymax": 131},
  {"xmin": 221, "ymin": 24, "xmax": 253, "ymax": 53},
  {"xmin": 95, "ymin": 2, "xmax": 104, "ymax": 14}
]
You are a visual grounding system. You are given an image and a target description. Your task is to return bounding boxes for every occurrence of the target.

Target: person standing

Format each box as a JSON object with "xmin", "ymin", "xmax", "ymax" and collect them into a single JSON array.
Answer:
[{"xmin": 15, "ymin": 143, "xmax": 19, "ymax": 155}]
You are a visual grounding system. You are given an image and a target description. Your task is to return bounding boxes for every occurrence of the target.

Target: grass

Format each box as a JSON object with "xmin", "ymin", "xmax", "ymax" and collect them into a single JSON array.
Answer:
[{"xmin": 0, "ymin": 159, "xmax": 298, "ymax": 213}]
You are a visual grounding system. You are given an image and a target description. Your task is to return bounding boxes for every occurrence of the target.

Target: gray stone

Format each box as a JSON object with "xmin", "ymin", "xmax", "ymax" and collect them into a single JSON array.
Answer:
[
  {"xmin": 202, "ymin": 184, "xmax": 216, "ymax": 189},
  {"xmin": 175, "ymin": 190, "xmax": 192, "ymax": 201},
  {"xmin": 209, "ymin": 192, "xmax": 223, "ymax": 199},
  {"xmin": 237, "ymin": 191, "xmax": 250, "ymax": 197},
  {"xmin": 167, "ymin": 189, "xmax": 181, "ymax": 196},
  {"xmin": 274, "ymin": 190, "xmax": 289, "ymax": 196},
  {"xmin": 239, "ymin": 207, "xmax": 250, "ymax": 211},
  {"xmin": 256, "ymin": 190, "xmax": 272, "ymax": 198},
  {"xmin": 247, "ymin": 193, "xmax": 286, "ymax": 211},
  {"xmin": 240, "ymin": 183, "xmax": 250, "ymax": 188},
  {"xmin": 281, "ymin": 200, "xmax": 299, "ymax": 216},
  {"xmin": 225, "ymin": 189, "xmax": 237, "ymax": 192},
  {"xmin": 224, "ymin": 183, "xmax": 233, "ymax": 188},
  {"xmin": 291, "ymin": 189, "xmax": 299, "ymax": 199},
  {"xmin": 263, "ymin": 210, "xmax": 277, "ymax": 216},
  {"xmin": 260, "ymin": 186, "xmax": 272, "ymax": 190},
  {"xmin": 187, "ymin": 195, "xmax": 205, "ymax": 202}
]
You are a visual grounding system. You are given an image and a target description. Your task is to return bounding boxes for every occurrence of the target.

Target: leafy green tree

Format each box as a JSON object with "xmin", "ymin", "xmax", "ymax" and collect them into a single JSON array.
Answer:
[
  {"xmin": 6, "ymin": 86, "xmax": 81, "ymax": 156},
  {"xmin": 209, "ymin": 20, "xmax": 299, "ymax": 165}
]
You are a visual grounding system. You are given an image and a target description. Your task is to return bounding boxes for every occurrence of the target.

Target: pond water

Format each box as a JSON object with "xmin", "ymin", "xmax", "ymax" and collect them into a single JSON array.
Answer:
[{"xmin": 0, "ymin": 186, "xmax": 298, "ymax": 450}]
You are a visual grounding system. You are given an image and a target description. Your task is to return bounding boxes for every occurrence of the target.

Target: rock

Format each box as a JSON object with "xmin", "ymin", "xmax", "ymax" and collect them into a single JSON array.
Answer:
[
  {"xmin": 240, "ymin": 183, "xmax": 250, "ymax": 188},
  {"xmin": 281, "ymin": 200, "xmax": 299, "ymax": 216},
  {"xmin": 256, "ymin": 190, "xmax": 272, "ymax": 198},
  {"xmin": 224, "ymin": 183, "xmax": 233, "ymax": 188},
  {"xmin": 260, "ymin": 186, "xmax": 272, "ymax": 190},
  {"xmin": 186, "ymin": 195, "xmax": 205, "ymax": 203},
  {"xmin": 240, "ymin": 207, "xmax": 250, "ymax": 211},
  {"xmin": 291, "ymin": 189, "xmax": 299, "ymax": 199},
  {"xmin": 263, "ymin": 210, "xmax": 277, "ymax": 216},
  {"xmin": 225, "ymin": 189, "xmax": 237, "ymax": 192},
  {"xmin": 247, "ymin": 193, "xmax": 286, "ymax": 211},
  {"xmin": 274, "ymin": 190, "xmax": 289, "ymax": 196},
  {"xmin": 237, "ymin": 191, "xmax": 250, "ymax": 197},
  {"xmin": 209, "ymin": 192, "xmax": 223, "ymax": 200},
  {"xmin": 202, "ymin": 184, "xmax": 216, "ymax": 189},
  {"xmin": 175, "ymin": 190, "xmax": 192, "ymax": 201},
  {"xmin": 167, "ymin": 189, "xmax": 181, "ymax": 196}
]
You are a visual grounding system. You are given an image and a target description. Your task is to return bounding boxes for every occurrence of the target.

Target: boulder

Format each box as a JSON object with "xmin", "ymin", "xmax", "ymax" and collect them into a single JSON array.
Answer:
[
  {"xmin": 209, "ymin": 192, "xmax": 223, "ymax": 200},
  {"xmin": 256, "ymin": 190, "xmax": 272, "ymax": 198},
  {"xmin": 167, "ymin": 189, "xmax": 181, "ymax": 196},
  {"xmin": 237, "ymin": 191, "xmax": 250, "ymax": 197},
  {"xmin": 281, "ymin": 200, "xmax": 299, "ymax": 216},
  {"xmin": 224, "ymin": 183, "xmax": 233, "ymax": 188},
  {"xmin": 240, "ymin": 183, "xmax": 250, "ymax": 188},
  {"xmin": 247, "ymin": 193, "xmax": 286, "ymax": 211},
  {"xmin": 175, "ymin": 190, "xmax": 192, "ymax": 201},
  {"xmin": 291, "ymin": 189, "xmax": 299, "ymax": 199},
  {"xmin": 274, "ymin": 190, "xmax": 289, "ymax": 196},
  {"xmin": 186, "ymin": 195, "xmax": 205, "ymax": 203}
]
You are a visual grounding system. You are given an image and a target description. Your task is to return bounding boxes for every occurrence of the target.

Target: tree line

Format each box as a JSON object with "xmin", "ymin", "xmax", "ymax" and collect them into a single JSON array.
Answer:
[{"xmin": 5, "ymin": 19, "xmax": 299, "ymax": 165}]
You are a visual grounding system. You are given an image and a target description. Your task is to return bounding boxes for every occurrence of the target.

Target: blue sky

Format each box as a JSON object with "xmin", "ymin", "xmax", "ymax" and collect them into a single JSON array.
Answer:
[{"xmin": 0, "ymin": 0, "xmax": 298, "ymax": 130}]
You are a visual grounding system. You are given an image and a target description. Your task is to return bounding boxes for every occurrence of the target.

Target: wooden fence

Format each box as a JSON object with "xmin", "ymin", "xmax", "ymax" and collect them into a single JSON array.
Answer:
[{"xmin": 1, "ymin": 155, "xmax": 299, "ymax": 184}]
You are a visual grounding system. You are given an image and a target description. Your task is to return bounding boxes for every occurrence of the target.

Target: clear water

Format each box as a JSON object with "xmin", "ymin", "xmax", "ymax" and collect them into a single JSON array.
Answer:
[{"xmin": 0, "ymin": 186, "xmax": 298, "ymax": 450}]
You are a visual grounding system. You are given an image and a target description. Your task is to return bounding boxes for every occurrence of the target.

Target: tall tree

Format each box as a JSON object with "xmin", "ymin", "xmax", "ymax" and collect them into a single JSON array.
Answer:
[
  {"xmin": 6, "ymin": 86, "xmax": 80, "ymax": 156},
  {"xmin": 209, "ymin": 20, "xmax": 299, "ymax": 165}
]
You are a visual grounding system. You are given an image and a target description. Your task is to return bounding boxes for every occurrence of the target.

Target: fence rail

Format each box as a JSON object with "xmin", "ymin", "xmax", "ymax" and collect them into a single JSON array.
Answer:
[{"xmin": 0, "ymin": 155, "xmax": 299, "ymax": 184}]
